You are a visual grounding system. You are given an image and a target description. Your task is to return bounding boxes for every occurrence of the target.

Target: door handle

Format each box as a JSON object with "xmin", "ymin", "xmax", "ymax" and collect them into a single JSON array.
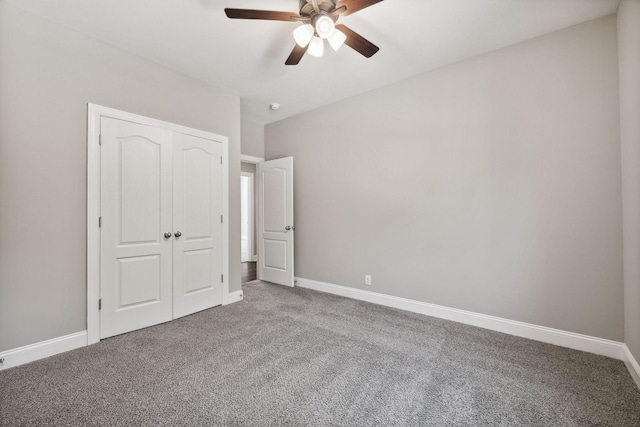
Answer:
[
  {"xmin": 164, "ymin": 232, "xmax": 172, "ymax": 238},
  {"xmin": 175, "ymin": 231, "xmax": 182, "ymax": 238},
  {"xmin": 285, "ymin": 226, "xmax": 291, "ymax": 231}
]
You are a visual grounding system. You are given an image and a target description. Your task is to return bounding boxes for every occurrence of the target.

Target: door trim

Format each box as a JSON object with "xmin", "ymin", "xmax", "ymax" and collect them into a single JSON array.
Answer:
[
  {"xmin": 87, "ymin": 103, "xmax": 229, "ymax": 345},
  {"xmin": 240, "ymin": 154, "xmax": 264, "ymax": 164}
]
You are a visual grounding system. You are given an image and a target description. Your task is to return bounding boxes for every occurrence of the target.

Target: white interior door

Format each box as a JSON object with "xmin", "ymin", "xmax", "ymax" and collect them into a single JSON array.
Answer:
[
  {"xmin": 172, "ymin": 132, "xmax": 223, "ymax": 318},
  {"xmin": 258, "ymin": 157, "xmax": 294, "ymax": 286},
  {"xmin": 100, "ymin": 118, "xmax": 173, "ymax": 339}
]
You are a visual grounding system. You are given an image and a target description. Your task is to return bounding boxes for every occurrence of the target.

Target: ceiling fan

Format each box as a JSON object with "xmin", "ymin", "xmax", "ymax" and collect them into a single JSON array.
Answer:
[{"xmin": 225, "ymin": 0, "xmax": 383, "ymax": 65}]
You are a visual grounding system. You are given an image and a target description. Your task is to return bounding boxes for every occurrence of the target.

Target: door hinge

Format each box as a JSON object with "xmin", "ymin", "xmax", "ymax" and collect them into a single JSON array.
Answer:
[
  {"xmin": 98, "ymin": 299, "xmax": 102, "ymax": 310},
  {"xmin": 221, "ymin": 215, "xmax": 223, "ymax": 223},
  {"xmin": 99, "ymin": 217, "xmax": 102, "ymax": 227},
  {"xmin": 221, "ymin": 274, "xmax": 224, "ymax": 283},
  {"xmin": 220, "ymin": 156, "xmax": 222, "ymax": 164},
  {"xmin": 99, "ymin": 134, "xmax": 102, "ymax": 146}
]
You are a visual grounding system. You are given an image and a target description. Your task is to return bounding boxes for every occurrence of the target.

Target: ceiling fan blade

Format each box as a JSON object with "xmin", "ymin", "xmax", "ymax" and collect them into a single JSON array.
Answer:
[
  {"xmin": 330, "ymin": 5, "xmax": 348, "ymax": 17},
  {"xmin": 225, "ymin": 8, "xmax": 300, "ymax": 21},
  {"xmin": 336, "ymin": 0, "xmax": 383, "ymax": 16},
  {"xmin": 335, "ymin": 24, "xmax": 379, "ymax": 58},
  {"xmin": 285, "ymin": 44, "xmax": 309, "ymax": 65}
]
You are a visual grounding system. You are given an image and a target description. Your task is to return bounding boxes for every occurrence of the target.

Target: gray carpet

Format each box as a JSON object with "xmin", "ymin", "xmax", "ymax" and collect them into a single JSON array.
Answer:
[{"xmin": 1, "ymin": 281, "xmax": 639, "ymax": 426}]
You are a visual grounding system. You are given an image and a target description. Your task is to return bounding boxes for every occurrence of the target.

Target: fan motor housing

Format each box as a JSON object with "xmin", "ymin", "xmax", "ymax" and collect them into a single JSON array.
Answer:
[{"xmin": 299, "ymin": 0, "xmax": 338, "ymax": 19}]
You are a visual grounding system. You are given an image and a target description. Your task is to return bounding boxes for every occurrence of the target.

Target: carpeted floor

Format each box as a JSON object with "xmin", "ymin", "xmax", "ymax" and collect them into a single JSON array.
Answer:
[{"xmin": 1, "ymin": 281, "xmax": 639, "ymax": 426}]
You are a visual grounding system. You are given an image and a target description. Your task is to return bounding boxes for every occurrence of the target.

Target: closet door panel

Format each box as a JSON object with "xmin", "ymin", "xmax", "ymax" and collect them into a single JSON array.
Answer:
[
  {"xmin": 172, "ymin": 132, "xmax": 223, "ymax": 318},
  {"xmin": 100, "ymin": 118, "xmax": 173, "ymax": 339}
]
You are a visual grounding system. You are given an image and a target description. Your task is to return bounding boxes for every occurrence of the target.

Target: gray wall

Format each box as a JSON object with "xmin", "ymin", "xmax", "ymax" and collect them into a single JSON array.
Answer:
[
  {"xmin": 266, "ymin": 15, "xmax": 623, "ymax": 341},
  {"xmin": 0, "ymin": 3, "xmax": 242, "ymax": 352},
  {"xmin": 240, "ymin": 99, "xmax": 265, "ymax": 158},
  {"xmin": 619, "ymin": 0, "xmax": 640, "ymax": 362},
  {"xmin": 241, "ymin": 162, "xmax": 257, "ymax": 174}
]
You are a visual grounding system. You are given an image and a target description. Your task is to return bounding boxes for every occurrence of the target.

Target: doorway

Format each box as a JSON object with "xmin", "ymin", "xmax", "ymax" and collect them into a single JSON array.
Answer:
[
  {"xmin": 241, "ymin": 156, "xmax": 262, "ymax": 283},
  {"xmin": 241, "ymin": 171, "xmax": 254, "ymax": 263},
  {"xmin": 239, "ymin": 155, "xmax": 295, "ymax": 286}
]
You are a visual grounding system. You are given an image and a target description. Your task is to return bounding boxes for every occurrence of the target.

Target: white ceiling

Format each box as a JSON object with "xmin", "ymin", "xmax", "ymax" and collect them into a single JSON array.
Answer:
[{"xmin": 2, "ymin": 0, "xmax": 619, "ymax": 125}]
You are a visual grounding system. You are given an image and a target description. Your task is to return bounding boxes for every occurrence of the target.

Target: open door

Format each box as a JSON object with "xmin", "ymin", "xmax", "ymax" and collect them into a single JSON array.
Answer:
[{"xmin": 257, "ymin": 157, "xmax": 294, "ymax": 286}]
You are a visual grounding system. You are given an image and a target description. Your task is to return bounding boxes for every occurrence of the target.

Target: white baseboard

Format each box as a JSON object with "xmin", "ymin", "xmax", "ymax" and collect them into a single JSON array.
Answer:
[
  {"xmin": 2, "ymin": 286, "xmax": 636, "ymax": 391},
  {"xmin": 295, "ymin": 277, "xmax": 625, "ymax": 361},
  {"xmin": 623, "ymin": 344, "xmax": 640, "ymax": 389},
  {"xmin": 0, "ymin": 331, "xmax": 87, "ymax": 371},
  {"xmin": 223, "ymin": 290, "xmax": 244, "ymax": 305}
]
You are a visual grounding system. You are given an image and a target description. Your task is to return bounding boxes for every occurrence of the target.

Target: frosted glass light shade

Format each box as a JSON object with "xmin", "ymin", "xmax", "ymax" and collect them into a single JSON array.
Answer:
[
  {"xmin": 293, "ymin": 24, "xmax": 314, "ymax": 47},
  {"xmin": 308, "ymin": 36, "xmax": 324, "ymax": 57},
  {"xmin": 328, "ymin": 29, "xmax": 346, "ymax": 51},
  {"xmin": 315, "ymin": 15, "xmax": 335, "ymax": 39}
]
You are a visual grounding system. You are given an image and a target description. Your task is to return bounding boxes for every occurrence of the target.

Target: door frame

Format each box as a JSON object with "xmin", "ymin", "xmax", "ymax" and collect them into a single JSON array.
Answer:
[
  {"xmin": 87, "ymin": 103, "xmax": 230, "ymax": 345},
  {"xmin": 240, "ymin": 155, "xmax": 263, "ymax": 264},
  {"xmin": 240, "ymin": 171, "xmax": 255, "ymax": 263}
]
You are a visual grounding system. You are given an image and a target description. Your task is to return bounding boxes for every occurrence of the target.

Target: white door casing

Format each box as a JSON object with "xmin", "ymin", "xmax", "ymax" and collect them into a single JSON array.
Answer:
[
  {"xmin": 258, "ymin": 157, "xmax": 294, "ymax": 287},
  {"xmin": 172, "ymin": 132, "xmax": 223, "ymax": 318},
  {"xmin": 87, "ymin": 104, "xmax": 230, "ymax": 345},
  {"xmin": 100, "ymin": 118, "xmax": 174, "ymax": 339}
]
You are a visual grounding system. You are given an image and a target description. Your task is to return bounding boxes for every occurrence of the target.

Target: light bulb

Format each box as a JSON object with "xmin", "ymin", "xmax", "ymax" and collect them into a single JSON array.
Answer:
[
  {"xmin": 308, "ymin": 36, "xmax": 324, "ymax": 57},
  {"xmin": 314, "ymin": 15, "xmax": 335, "ymax": 39},
  {"xmin": 328, "ymin": 29, "xmax": 346, "ymax": 51},
  {"xmin": 293, "ymin": 24, "xmax": 314, "ymax": 47}
]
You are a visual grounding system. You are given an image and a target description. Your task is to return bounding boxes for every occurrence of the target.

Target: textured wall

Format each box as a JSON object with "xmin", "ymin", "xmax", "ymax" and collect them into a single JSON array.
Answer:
[
  {"xmin": 266, "ymin": 16, "xmax": 622, "ymax": 340},
  {"xmin": 0, "ymin": 4, "xmax": 242, "ymax": 351}
]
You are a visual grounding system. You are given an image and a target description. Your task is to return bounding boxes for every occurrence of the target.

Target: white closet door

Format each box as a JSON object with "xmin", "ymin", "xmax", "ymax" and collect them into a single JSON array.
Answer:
[
  {"xmin": 100, "ymin": 118, "xmax": 173, "ymax": 339},
  {"xmin": 172, "ymin": 132, "xmax": 223, "ymax": 318}
]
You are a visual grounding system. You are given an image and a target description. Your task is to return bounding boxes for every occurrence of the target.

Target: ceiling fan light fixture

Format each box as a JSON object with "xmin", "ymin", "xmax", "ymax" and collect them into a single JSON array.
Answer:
[
  {"xmin": 226, "ymin": 0, "xmax": 383, "ymax": 65},
  {"xmin": 314, "ymin": 15, "xmax": 335, "ymax": 39},
  {"xmin": 308, "ymin": 36, "xmax": 324, "ymax": 57},
  {"xmin": 293, "ymin": 23, "xmax": 314, "ymax": 47},
  {"xmin": 328, "ymin": 29, "xmax": 346, "ymax": 51}
]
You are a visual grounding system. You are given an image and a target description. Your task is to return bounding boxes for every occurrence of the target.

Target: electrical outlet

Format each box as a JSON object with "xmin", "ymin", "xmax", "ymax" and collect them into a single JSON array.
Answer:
[{"xmin": 365, "ymin": 275, "xmax": 372, "ymax": 286}]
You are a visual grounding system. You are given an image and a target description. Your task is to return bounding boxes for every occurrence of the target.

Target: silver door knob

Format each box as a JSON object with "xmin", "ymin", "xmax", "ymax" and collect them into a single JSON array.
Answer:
[
  {"xmin": 175, "ymin": 231, "xmax": 182, "ymax": 238},
  {"xmin": 164, "ymin": 232, "xmax": 172, "ymax": 238},
  {"xmin": 285, "ymin": 226, "xmax": 291, "ymax": 231}
]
